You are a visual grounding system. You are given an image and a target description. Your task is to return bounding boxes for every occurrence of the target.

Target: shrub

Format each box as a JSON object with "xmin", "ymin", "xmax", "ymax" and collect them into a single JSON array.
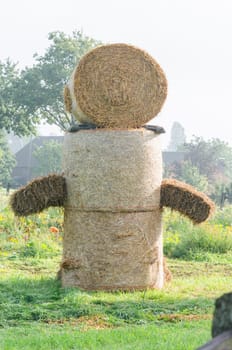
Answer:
[
  {"xmin": 0, "ymin": 197, "xmax": 63, "ymax": 259},
  {"xmin": 163, "ymin": 207, "xmax": 232, "ymax": 260}
]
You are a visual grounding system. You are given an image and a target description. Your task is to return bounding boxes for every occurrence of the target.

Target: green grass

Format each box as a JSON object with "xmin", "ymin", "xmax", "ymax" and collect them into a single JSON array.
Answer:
[
  {"xmin": 0, "ymin": 256, "xmax": 229, "ymax": 349},
  {"xmin": 1, "ymin": 190, "xmax": 232, "ymax": 349},
  {"xmin": 0, "ymin": 322, "xmax": 210, "ymax": 350}
]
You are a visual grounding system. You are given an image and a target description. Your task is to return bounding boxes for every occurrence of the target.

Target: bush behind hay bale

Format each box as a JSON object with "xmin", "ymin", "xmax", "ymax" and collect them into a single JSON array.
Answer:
[{"xmin": 10, "ymin": 174, "xmax": 67, "ymax": 216}]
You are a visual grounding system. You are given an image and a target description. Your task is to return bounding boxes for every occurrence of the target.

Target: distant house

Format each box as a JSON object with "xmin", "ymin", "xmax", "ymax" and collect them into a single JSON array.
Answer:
[
  {"xmin": 12, "ymin": 136, "xmax": 63, "ymax": 187},
  {"xmin": 7, "ymin": 133, "xmax": 31, "ymax": 154},
  {"xmin": 11, "ymin": 136, "xmax": 185, "ymax": 187}
]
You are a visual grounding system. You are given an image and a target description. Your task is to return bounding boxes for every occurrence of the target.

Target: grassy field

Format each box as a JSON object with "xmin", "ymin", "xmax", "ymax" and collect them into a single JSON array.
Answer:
[{"xmin": 0, "ymin": 188, "xmax": 232, "ymax": 349}]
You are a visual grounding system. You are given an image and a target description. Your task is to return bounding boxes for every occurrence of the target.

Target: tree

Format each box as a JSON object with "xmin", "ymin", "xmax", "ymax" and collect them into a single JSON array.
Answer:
[
  {"xmin": 32, "ymin": 140, "xmax": 62, "ymax": 177},
  {"xmin": 168, "ymin": 121, "xmax": 186, "ymax": 151},
  {"xmin": 179, "ymin": 136, "xmax": 232, "ymax": 184},
  {"xmin": 172, "ymin": 160, "xmax": 209, "ymax": 192},
  {"xmin": 0, "ymin": 131, "xmax": 16, "ymax": 187},
  {"xmin": 213, "ymin": 182, "xmax": 232, "ymax": 207},
  {"xmin": 10, "ymin": 31, "xmax": 101, "ymax": 131},
  {"xmin": 0, "ymin": 60, "xmax": 39, "ymax": 136},
  {"xmin": 165, "ymin": 136, "xmax": 232, "ymax": 197}
]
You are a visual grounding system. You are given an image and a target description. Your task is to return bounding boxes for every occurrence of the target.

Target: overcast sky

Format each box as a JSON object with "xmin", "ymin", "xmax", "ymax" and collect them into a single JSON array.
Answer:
[{"xmin": 1, "ymin": 0, "xmax": 232, "ymax": 147}]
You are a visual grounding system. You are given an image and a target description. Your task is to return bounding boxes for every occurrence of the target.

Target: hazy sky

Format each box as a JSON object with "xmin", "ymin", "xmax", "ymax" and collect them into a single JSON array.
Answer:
[{"xmin": 1, "ymin": 0, "xmax": 232, "ymax": 147}]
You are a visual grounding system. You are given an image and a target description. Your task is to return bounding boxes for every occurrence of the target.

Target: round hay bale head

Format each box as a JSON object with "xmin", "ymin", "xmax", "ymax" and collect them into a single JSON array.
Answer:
[
  {"xmin": 63, "ymin": 85, "xmax": 72, "ymax": 114},
  {"xmin": 69, "ymin": 43, "xmax": 167, "ymax": 128}
]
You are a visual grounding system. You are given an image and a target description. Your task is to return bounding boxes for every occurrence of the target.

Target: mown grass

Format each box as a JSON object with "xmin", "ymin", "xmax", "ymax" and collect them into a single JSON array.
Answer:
[
  {"xmin": 0, "ymin": 321, "xmax": 210, "ymax": 350},
  {"xmin": 0, "ymin": 188, "xmax": 232, "ymax": 349}
]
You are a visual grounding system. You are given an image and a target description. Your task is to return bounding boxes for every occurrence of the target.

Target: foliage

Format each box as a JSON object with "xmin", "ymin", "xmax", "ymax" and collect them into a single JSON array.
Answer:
[
  {"xmin": 167, "ymin": 121, "xmax": 186, "ymax": 151},
  {"xmin": 0, "ymin": 60, "xmax": 39, "ymax": 136},
  {"xmin": 1, "ymin": 193, "xmax": 232, "ymax": 348},
  {"xmin": 163, "ymin": 207, "xmax": 232, "ymax": 261},
  {"xmin": 222, "ymin": 182, "xmax": 232, "ymax": 205},
  {"xmin": 170, "ymin": 160, "xmax": 209, "ymax": 192},
  {"xmin": 8, "ymin": 31, "xmax": 101, "ymax": 132},
  {"xmin": 211, "ymin": 203, "xmax": 232, "ymax": 226},
  {"xmin": 0, "ymin": 203, "xmax": 63, "ymax": 258},
  {"xmin": 0, "ymin": 131, "xmax": 16, "ymax": 187},
  {"xmin": 211, "ymin": 183, "xmax": 226, "ymax": 206},
  {"xmin": 211, "ymin": 182, "xmax": 232, "ymax": 206},
  {"xmin": 32, "ymin": 140, "xmax": 62, "ymax": 177},
  {"xmin": 166, "ymin": 136, "xmax": 232, "ymax": 197},
  {"xmin": 179, "ymin": 136, "xmax": 232, "ymax": 184}
]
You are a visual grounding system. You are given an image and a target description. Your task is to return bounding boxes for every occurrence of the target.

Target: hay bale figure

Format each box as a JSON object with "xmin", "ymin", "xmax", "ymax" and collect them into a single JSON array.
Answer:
[{"xmin": 10, "ymin": 44, "xmax": 214, "ymax": 291}]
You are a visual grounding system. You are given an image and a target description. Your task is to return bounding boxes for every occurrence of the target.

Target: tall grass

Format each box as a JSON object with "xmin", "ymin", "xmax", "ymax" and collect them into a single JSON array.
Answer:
[
  {"xmin": 0, "ymin": 188, "xmax": 232, "ymax": 349},
  {"xmin": 163, "ymin": 206, "xmax": 232, "ymax": 261},
  {"xmin": 2, "ymin": 187, "xmax": 232, "ymax": 263},
  {"xmin": 0, "ymin": 192, "xmax": 63, "ymax": 259}
]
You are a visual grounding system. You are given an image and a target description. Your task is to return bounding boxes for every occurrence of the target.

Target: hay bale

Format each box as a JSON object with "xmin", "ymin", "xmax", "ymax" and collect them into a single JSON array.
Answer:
[
  {"xmin": 160, "ymin": 179, "xmax": 215, "ymax": 223},
  {"xmin": 61, "ymin": 210, "xmax": 163, "ymax": 291},
  {"xmin": 61, "ymin": 129, "xmax": 164, "ymax": 290},
  {"xmin": 10, "ymin": 174, "xmax": 67, "ymax": 216},
  {"xmin": 63, "ymin": 129, "xmax": 162, "ymax": 211},
  {"xmin": 67, "ymin": 43, "xmax": 167, "ymax": 128},
  {"xmin": 63, "ymin": 85, "xmax": 72, "ymax": 114}
]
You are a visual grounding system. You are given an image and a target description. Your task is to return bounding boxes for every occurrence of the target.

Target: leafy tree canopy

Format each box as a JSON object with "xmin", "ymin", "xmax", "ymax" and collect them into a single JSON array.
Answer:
[
  {"xmin": 165, "ymin": 136, "xmax": 232, "ymax": 197},
  {"xmin": 10, "ymin": 31, "xmax": 101, "ymax": 132},
  {"xmin": 0, "ymin": 131, "xmax": 16, "ymax": 187},
  {"xmin": 180, "ymin": 136, "xmax": 232, "ymax": 183},
  {"xmin": 0, "ymin": 31, "xmax": 101, "ymax": 136},
  {"xmin": 0, "ymin": 60, "xmax": 39, "ymax": 136},
  {"xmin": 171, "ymin": 160, "xmax": 209, "ymax": 192}
]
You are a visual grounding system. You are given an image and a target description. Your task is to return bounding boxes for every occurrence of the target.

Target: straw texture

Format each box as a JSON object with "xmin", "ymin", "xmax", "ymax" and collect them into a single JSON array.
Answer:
[
  {"xmin": 63, "ymin": 129, "xmax": 162, "ymax": 211},
  {"xmin": 160, "ymin": 179, "xmax": 215, "ymax": 223},
  {"xmin": 68, "ymin": 44, "xmax": 167, "ymax": 128},
  {"xmin": 63, "ymin": 85, "xmax": 72, "ymax": 114},
  {"xmin": 10, "ymin": 174, "xmax": 67, "ymax": 216},
  {"xmin": 61, "ymin": 210, "xmax": 163, "ymax": 290},
  {"xmin": 61, "ymin": 129, "xmax": 164, "ymax": 290}
]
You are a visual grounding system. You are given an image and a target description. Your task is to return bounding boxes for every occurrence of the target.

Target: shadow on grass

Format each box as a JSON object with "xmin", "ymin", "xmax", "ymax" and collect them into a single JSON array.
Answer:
[{"xmin": 0, "ymin": 276, "xmax": 214, "ymax": 328}]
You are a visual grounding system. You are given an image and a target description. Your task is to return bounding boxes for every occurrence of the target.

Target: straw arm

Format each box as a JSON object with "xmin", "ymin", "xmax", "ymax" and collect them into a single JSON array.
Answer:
[
  {"xmin": 160, "ymin": 179, "xmax": 215, "ymax": 224},
  {"xmin": 10, "ymin": 174, "xmax": 67, "ymax": 216}
]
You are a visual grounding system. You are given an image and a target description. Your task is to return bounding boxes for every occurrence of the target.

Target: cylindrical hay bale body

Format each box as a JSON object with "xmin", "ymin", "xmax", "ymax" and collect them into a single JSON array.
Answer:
[
  {"xmin": 62, "ymin": 210, "xmax": 163, "ymax": 290},
  {"xmin": 62, "ymin": 129, "xmax": 164, "ymax": 290},
  {"xmin": 63, "ymin": 129, "xmax": 162, "ymax": 211}
]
